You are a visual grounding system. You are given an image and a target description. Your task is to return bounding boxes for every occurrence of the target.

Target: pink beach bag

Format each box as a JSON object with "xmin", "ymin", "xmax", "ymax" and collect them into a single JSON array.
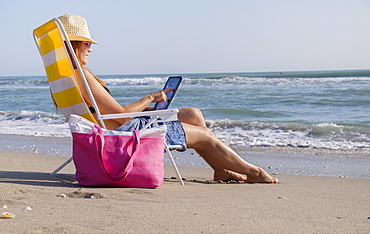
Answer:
[{"xmin": 72, "ymin": 125, "xmax": 165, "ymax": 188}]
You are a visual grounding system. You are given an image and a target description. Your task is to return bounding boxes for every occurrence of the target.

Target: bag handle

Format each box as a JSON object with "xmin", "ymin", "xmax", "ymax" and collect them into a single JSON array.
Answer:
[{"xmin": 93, "ymin": 125, "xmax": 141, "ymax": 181}]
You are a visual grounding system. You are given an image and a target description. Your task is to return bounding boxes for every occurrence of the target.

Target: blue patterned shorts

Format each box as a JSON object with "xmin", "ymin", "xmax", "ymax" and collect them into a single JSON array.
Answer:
[{"xmin": 115, "ymin": 116, "xmax": 187, "ymax": 151}]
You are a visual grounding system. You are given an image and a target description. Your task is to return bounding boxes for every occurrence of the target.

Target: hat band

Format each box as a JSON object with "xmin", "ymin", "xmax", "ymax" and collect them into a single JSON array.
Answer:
[{"xmin": 68, "ymin": 35, "xmax": 98, "ymax": 44}]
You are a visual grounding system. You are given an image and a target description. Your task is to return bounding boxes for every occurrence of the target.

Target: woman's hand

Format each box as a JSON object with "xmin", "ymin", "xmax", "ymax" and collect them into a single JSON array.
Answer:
[
  {"xmin": 144, "ymin": 107, "xmax": 155, "ymax": 111},
  {"xmin": 143, "ymin": 88, "xmax": 174, "ymax": 111},
  {"xmin": 150, "ymin": 88, "xmax": 174, "ymax": 103}
]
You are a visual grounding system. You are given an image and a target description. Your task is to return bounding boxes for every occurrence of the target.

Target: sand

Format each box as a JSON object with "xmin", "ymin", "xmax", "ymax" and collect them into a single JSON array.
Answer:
[{"xmin": 0, "ymin": 150, "xmax": 369, "ymax": 233}]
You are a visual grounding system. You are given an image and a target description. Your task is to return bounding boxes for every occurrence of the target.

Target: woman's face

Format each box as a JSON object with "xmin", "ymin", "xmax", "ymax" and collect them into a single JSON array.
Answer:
[{"xmin": 77, "ymin": 41, "xmax": 92, "ymax": 65}]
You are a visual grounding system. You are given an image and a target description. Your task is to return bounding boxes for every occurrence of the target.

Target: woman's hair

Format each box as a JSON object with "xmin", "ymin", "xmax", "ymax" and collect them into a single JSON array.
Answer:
[
  {"xmin": 51, "ymin": 41, "xmax": 106, "ymax": 113},
  {"xmin": 69, "ymin": 41, "xmax": 106, "ymax": 86}
]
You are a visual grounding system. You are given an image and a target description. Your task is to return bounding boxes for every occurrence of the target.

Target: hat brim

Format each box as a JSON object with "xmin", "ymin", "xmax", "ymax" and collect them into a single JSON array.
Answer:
[{"xmin": 68, "ymin": 35, "xmax": 98, "ymax": 44}]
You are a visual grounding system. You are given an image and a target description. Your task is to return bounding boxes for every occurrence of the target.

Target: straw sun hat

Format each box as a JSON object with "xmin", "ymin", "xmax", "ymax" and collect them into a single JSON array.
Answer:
[{"xmin": 57, "ymin": 13, "xmax": 98, "ymax": 44}]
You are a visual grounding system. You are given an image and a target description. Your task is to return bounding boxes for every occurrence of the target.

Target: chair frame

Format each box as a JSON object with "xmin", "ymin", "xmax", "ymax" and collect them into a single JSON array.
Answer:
[{"xmin": 33, "ymin": 18, "xmax": 184, "ymax": 185}]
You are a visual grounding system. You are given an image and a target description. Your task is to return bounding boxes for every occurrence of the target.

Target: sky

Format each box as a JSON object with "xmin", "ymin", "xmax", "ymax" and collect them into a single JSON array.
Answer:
[{"xmin": 1, "ymin": 0, "xmax": 370, "ymax": 76}]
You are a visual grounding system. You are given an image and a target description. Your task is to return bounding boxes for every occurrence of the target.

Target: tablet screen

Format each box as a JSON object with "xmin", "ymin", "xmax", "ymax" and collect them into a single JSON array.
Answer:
[{"xmin": 155, "ymin": 76, "xmax": 182, "ymax": 110}]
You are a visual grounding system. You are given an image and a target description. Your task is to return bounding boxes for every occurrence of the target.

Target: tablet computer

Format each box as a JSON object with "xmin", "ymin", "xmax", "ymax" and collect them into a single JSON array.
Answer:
[{"xmin": 154, "ymin": 76, "xmax": 182, "ymax": 110}]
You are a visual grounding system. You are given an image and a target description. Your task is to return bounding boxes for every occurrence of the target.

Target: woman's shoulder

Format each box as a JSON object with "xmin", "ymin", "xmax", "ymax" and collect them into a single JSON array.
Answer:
[
  {"xmin": 76, "ymin": 68, "xmax": 94, "ymax": 79},
  {"xmin": 78, "ymin": 68, "xmax": 107, "ymax": 87},
  {"xmin": 80, "ymin": 67, "xmax": 92, "ymax": 75}
]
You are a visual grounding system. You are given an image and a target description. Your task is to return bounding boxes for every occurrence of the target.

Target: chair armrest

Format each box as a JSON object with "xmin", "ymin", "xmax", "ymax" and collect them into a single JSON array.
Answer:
[{"xmin": 98, "ymin": 109, "xmax": 179, "ymax": 122}]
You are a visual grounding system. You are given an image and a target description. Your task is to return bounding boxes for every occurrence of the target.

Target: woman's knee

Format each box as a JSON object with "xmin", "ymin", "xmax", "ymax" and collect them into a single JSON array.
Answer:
[{"xmin": 178, "ymin": 107, "xmax": 206, "ymax": 127}]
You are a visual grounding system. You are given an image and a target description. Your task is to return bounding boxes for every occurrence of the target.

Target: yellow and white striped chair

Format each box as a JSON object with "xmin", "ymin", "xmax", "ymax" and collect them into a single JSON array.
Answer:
[
  {"xmin": 33, "ymin": 19, "xmax": 98, "ymax": 125},
  {"xmin": 33, "ymin": 18, "xmax": 184, "ymax": 185}
]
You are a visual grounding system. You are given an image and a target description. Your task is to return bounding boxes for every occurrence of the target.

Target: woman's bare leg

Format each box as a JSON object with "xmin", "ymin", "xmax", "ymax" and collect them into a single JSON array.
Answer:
[
  {"xmin": 181, "ymin": 122, "xmax": 279, "ymax": 183},
  {"xmin": 194, "ymin": 147, "xmax": 248, "ymax": 181},
  {"xmin": 177, "ymin": 107, "xmax": 278, "ymax": 183}
]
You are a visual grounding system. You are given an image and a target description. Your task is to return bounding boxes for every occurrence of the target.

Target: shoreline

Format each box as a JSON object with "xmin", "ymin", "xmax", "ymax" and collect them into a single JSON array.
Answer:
[
  {"xmin": 0, "ymin": 150, "xmax": 369, "ymax": 233},
  {"xmin": 0, "ymin": 134, "xmax": 369, "ymax": 179}
]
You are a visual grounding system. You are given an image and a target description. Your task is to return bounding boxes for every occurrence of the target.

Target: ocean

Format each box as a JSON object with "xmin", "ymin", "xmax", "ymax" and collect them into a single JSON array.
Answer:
[
  {"xmin": 2, "ymin": 70, "xmax": 370, "ymax": 148},
  {"xmin": 1, "ymin": 70, "xmax": 370, "ymax": 178}
]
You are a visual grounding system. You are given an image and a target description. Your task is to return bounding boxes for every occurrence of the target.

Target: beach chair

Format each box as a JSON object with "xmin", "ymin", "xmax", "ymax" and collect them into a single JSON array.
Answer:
[{"xmin": 33, "ymin": 18, "xmax": 184, "ymax": 185}]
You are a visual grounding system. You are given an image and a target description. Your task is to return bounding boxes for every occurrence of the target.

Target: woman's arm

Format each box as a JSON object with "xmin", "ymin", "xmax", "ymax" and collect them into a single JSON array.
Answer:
[{"xmin": 76, "ymin": 69, "xmax": 169, "ymax": 125}]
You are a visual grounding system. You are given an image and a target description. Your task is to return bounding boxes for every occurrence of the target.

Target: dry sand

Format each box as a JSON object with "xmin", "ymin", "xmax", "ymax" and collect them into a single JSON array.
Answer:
[{"xmin": 0, "ymin": 151, "xmax": 369, "ymax": 233}]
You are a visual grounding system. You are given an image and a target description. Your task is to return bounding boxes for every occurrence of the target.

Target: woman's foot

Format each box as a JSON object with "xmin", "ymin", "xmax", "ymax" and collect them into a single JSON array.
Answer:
[
  {"xmin": 214, "ymin": 169, "xmax": 248, "ymax": 182},
  {"xmin": 246, "ymin": 167, "xmax": 279, "ymax": 184}
]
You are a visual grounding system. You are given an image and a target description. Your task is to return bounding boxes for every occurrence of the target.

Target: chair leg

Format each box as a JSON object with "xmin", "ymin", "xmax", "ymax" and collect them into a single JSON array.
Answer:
[
  {"xmin": 165, "ymin": 145, "xmax": 185, "ymax": 186},
  {"xmin": 50, "ymin": 157, "xmax": 73, "ymax": 176}
]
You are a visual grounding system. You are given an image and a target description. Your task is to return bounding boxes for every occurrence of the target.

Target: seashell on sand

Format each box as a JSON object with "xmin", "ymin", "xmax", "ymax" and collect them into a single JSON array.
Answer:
[
  {"xmin": 1, "ymin": 205, "xmax": 7, "ymax": 209},
  {"xmin": 2, "ymin": 212, "xmax": 15, "ymax": 219},
  {"xmin": 278, "ymin": 196, "xmax": 288, "ymax": 199},
  {"xmin": 24, "ymin": 207, "xmax": 32, "ymax": 211}
]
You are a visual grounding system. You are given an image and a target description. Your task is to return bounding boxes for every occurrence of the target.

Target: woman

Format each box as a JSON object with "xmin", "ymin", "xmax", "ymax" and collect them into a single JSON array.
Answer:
[{"xmin": 58, "ymin": 14, "xmax": 278, "ymax": 183}]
